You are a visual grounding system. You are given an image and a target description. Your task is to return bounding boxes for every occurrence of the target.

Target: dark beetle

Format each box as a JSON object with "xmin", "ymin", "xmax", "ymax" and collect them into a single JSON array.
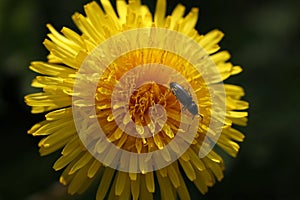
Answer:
[{"xmin": 169, "ymin": 82, "xmax": 201, "ymax": 117}]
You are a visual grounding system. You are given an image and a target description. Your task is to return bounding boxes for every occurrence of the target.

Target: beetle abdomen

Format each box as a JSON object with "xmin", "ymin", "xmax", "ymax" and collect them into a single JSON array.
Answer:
[
  {"xmin": 187, "ymin": 101, "xmax": 198, "ymax": 116},
  {"xmin": 170, "ymin": 82, "xmax": 199, "ymax": 116}
]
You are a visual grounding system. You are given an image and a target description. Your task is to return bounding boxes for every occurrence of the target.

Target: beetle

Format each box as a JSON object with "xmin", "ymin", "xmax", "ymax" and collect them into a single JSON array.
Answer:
[{"xmin": 169, "ymin": 82, "xmax": 202, "ymax": 118}]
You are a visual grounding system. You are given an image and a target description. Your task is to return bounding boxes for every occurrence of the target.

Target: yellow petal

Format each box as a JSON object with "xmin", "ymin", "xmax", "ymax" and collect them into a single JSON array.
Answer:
[
  {"xmin": 154, "ymin": 0, "xmax": 166, "ymax": 27},
  {"xmin": 43, "ymin": 39, "xmax": 79, "ymax": 69},
  {"xmin": 69, "ymin": 151, "xmax": 93, "ymax": 175},
  {"xmin": 45, "ymin": 107, "xmax": 73, "ymax": 121},
  {"xmin": 116, "ymin": 0, "xmax": 127, "ymax": 24},
  {"xmin": 46, "ymin": 24, "xmax": 80, "ymax": 54},
  {"xmin": 158, "ymin": 167, "xmax": 168, "ymax": 178},
  {"xmin": 59, "ymin": 158, "xmax": 77, "ymax": 186},
  {"xmin": 173, "ymin": 163, "xmax": 191, "ymax": 200},
  {"xmin": 156, "ymin": 171, "xmax": 176, "ymax": 200},
  {"xmin": 194, "ymin": 170, "xmax": 208, "ymax": 194},
  {"xmin": 68, "ymin": 164, "xmax": 93, "ymax": 195},
  {"xmin": 162, "ymin": 124, "xmax": 174, "ymax": 138},
  {"xmin": 130, "ymin": 173, "xmax": 140, "ymax": 200},
  {"xmin": 217, "ymin": 138, "xmax": 240, "ymax": 157},
  {"xmin": 211, "ymin": 50, "xmax": 231, "ymax": 64},
  {"xmin": 140, "ymin": 174, "xmax": 153, "ymax": 199},
  {"xmin": 109, "ymin": 173, "xmax": 131, "ymax": 200},
  {"xmin": 171, "ymin": 4, "xmax": 185, "ymax": 21},
  {"xmin": 232, "ymin": 65, "xmax": 243, "ymax": 75},
  {"xmin": 61, "ymin": 26, "xmax": 85, "ymax": 47},
  {"xmin": 224, "ymin": 84, "xmax": 245, "ymax": 98},
  {"xmin": 153, "ymin": 134, "xmax": 164, "ymax": 149},
  {"xmin": 227, "ymin": 111, "xmax": 248, "ymax": 118},
  {"xmin": 96, "ymin": 167, "xmax": 115, "ymax": 200},
  {"xmin": 88, "ymin": 159, "xmax": 102, "ymax": 178},
  {"xmin": 229, "ymin": 116, "xmax": 248, "ymax": 126},
  {"xmin": 72, "ymin": 12, "xmax": 99, "ymax": 45},
  {"xmin": 27, "ymin": 120, "xmax": 47, "ymax": 135},
  {"xmin": 187, "ymin": 148, "xmax": 205, "ymax": 171},
  {"xmin": 53, "ymin": 148, "xmax": 83, "ymax": 171},
  {"xmin": 103, "ymin": 146, "xmax": 120, "ymax": 166},
  {"xmin": 223, "ymin": 127, "xmax": 245, "ymax": 142},
  {"xmin": 29, "ymin": 61, "xmax": 75, "ymax": 78},
  {"xmin": 115, "ymin": 171, "xmax": 128, "ymax": 195},
  {"xmin": 167, "ymin": 164, "xmax": 180, "ymax": 188},
  {"xmin": 226, "ymin": 96, "xmax": 249, "ymax": 110},
  {"xmin": 101, "ymin": 0, "xmax": 120, "ymax": 27},
  {"xmin": 179, "ymin": 158, "xmax": 196, "ymax": 181},
  {"xmin": 134, "ymin": 138, "xmax": 142, "ymax": 153},
  {"xmin": 39, "ymin": 137, "xmax": 69, "ymax": 156},
  {"xmin": 199, "ymin": 29, "xmax": 224, "ymax": 52},
  {"xmin": 38, "ymin": 122, "xmax": 75, "ymax": 149},
  {"xmin": 203, "ymin": 158, "xmax": 224, "ymax": 181},
  {"xmin": 145, "ymin": 172, "xmax": 155, "ymax": 193},
  {"xmin": 31, "ymin": 119, "xmax": 73, "ymax": 136},
  {"xmin": 207, "ymin": 150, "xmax": 223, "ymax": 163},
  {"xmin": 179, "ymin": 8, "xmax": 199, "ymax": 34},
  {"xmin": 84, "ymin": 2, "xmax": 106, "ymax": 40},
  {"xmin": 62, "ymin": 136, "xmax": 81, "ymax": 156},
  {"xmin": 129, "ymin": 156, "xmax": 138, "ymax": 176}
]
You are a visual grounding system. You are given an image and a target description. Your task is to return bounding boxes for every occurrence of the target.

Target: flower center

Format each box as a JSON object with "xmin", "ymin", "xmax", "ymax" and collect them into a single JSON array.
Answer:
[
  {"xmin": 92, "ymin": 48, "xmax": 210, "ymax": 153},
  {"xmin": 128, "ymin": 83, "xmax": 169, "ymax": 127}
]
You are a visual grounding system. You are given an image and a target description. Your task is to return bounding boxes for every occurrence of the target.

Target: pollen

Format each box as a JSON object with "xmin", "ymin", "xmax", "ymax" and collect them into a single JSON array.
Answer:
[{"xmin": 128, "ymin": 83, "xmax": 171, "ymax": 127}]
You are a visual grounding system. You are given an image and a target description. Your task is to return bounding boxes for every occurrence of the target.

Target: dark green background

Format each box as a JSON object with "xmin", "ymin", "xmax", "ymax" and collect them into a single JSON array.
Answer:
[{"xmin": 0, "ymin": 0, "xmax": 299, "ymax": 199}]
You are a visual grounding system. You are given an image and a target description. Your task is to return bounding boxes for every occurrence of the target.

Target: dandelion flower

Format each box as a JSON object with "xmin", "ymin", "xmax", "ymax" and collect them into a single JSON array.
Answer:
[{"xmin": 25, "ymin": 0, "xmax": 249, "ymax": 199}]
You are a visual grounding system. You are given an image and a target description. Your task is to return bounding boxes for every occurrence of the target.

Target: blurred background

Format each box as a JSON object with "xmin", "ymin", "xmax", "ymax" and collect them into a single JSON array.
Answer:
[{"xmin": 0, "ymin": 0, "xmax": 299, "ymax": 199}]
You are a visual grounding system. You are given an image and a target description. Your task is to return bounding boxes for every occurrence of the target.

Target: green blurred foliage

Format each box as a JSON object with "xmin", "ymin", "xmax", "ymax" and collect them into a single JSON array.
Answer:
[{"xmin": 0, "ymin": 0, "xmax": 299, "ymax": 199}]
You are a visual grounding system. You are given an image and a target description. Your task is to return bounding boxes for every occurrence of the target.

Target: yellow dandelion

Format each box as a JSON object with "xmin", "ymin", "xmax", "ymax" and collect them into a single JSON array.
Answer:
[{"xmin": 25, "ymin": 0, "xmax": 249, "ymax": 199}]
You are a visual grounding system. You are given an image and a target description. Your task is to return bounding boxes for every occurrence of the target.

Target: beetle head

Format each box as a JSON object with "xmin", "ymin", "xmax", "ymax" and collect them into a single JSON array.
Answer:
[{"xmin": 169, "ymin": 82, "xmax": 176, "ymax": 89}]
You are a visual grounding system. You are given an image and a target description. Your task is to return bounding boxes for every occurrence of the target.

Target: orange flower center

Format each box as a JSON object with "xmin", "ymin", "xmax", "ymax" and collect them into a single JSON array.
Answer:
[{"xmin": 93, "ymin": 49, "xmax": 211, "ymax": 153}]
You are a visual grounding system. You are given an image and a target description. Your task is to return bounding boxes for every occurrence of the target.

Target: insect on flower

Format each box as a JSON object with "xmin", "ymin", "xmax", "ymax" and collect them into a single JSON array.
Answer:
[
  {"xmin": 170, "ymin": 82, "xmax": 202, "ymax": 119},
  {"xmin": 24, "ymin": 0, "xmax": 249, "ymax": 199}
]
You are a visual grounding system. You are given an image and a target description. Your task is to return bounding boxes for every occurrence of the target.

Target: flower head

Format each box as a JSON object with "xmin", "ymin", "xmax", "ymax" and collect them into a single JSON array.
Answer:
[{"xmin": 25, "ymin": 0, "xmax": 249, "ymax": 199}]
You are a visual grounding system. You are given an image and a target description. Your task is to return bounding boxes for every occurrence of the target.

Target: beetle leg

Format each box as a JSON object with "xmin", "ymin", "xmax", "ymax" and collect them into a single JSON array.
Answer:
[
  {"xmin": 170, "ymin": 88, "xmax": 175, "ymax": 95},
  {"xmin": 187, "ymin": 87, "xmax": 192, "ymax": 97},
  {"xmin": 197, "ymin": 113, "xmax": 204, "ymax": 121},
  {"xmin": 176, "ymin": 105, "xmax": 186, "ymax": 114}
]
